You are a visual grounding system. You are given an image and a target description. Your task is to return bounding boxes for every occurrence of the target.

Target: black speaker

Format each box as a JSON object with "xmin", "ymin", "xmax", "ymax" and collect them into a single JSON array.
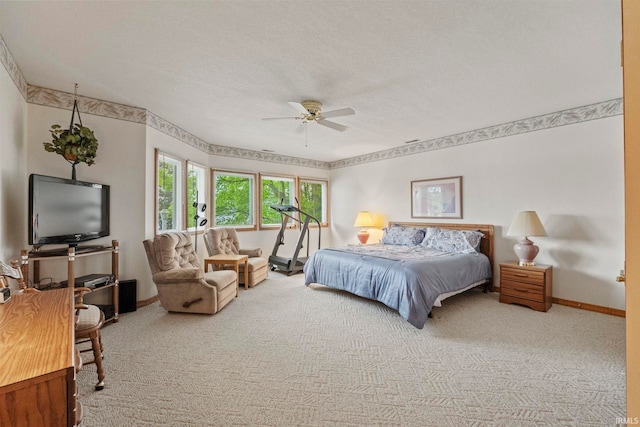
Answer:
[{"xmin": 119, "ymin": 279, "xmax": 137, "ymax": 313}]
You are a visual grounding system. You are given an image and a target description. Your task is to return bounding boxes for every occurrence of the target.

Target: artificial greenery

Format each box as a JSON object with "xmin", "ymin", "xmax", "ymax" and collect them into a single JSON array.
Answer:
[{"xmin": 43, "ymin": 123, "xmax": 99, "ymax": 166}]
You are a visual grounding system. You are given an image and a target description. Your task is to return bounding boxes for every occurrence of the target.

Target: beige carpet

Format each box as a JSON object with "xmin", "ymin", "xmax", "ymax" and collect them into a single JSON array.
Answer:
[{"xmin": 77, "ymin": 273, "xmax": 625, "ymax": 426}]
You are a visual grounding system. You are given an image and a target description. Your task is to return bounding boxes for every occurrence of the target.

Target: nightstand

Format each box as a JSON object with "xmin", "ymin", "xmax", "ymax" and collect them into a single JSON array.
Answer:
[{"xmin": 499, "ymin": 261, "xmax": 552, "ymax": 312}]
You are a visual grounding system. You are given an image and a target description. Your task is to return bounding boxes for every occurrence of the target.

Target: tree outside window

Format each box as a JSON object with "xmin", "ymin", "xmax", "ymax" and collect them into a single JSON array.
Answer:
[
  {"xmin": 261, "ymin": 175, "xmax": 295, "ymax": 227},
  {"xmin": 157, "ymin": 152, "xmax": 183, "ymax": 232},
  {"xmin": 214, "ymin": 171, "xmax": 255, "ymax": 227},
  {"xmin": 299, "ymin": 179, "xmax": 328, "ymax": 225}
]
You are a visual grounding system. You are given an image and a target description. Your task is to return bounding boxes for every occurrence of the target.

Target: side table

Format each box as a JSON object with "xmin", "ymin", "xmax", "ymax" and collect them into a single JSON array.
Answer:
[
  {"xmin": 204, "ymin": 254, "xmax": 249, "ymax": 295},
  {"xmin": 499, "ymin": 261, "xmax": 552, "ymax": 312}
]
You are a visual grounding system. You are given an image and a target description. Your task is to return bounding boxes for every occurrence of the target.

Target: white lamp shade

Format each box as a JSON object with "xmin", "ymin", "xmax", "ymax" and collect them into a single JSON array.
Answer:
[
  {"xmin": 507, "ymin": 211, "xmax": 547, "ymax": 237},
  {"xmin": 354, "ymin": 211, "xmax": 374, "ymax": 228}
]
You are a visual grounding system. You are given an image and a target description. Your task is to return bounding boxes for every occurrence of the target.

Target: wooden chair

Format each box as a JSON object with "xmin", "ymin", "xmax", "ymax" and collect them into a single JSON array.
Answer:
[
  {"xmin": 1, "ymin": 259, "xmax": 28, "ymax": 290},
  {"xmin": 74, "ymin": 287, "xmax": 106, "ymax": 390}
]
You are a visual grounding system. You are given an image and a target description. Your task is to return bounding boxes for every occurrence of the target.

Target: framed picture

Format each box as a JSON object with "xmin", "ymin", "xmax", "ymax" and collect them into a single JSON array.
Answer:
[{"xmin": 411, "ymin": 176, "xmax": 462, "ymax": 219}]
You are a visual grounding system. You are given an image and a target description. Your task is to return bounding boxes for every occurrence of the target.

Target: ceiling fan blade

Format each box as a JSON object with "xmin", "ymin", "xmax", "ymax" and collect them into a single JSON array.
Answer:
[
  {"xmin": 262, "ymin": 116, "xmax": 299, "ymax": 121},
  {"xmin": 318, "ymin": 119, "xmax": 348, "ymax": 132},
  {"xmin": 321, "ymin": 108, "xmax": 355, "ymax": 119},
  {"xmin": 288, "ymin": 101, "xmax": 310, "ymax": 115}
]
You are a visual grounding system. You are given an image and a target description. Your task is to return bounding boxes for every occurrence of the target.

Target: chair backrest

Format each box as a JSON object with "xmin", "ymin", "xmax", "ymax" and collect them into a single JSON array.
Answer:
[
  {"xmin": 203, "ymin": 227, "xmax": 240, "ymax": 256},
  {"xmin": 144, "ymin": 231, "xmax": 201, "ymax": 273}
]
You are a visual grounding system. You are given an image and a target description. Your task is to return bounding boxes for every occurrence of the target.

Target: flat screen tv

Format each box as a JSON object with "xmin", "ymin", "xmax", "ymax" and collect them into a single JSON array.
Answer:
[{"xmin": 29, "ymin": 174, "xmax": 110, "ymax": 246}]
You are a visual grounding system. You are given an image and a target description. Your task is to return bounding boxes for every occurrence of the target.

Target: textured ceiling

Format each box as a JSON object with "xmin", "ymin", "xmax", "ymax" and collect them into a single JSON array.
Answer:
[{"xmin": 0, "ymin": 1, "xmax": 622, "ymax": 162}]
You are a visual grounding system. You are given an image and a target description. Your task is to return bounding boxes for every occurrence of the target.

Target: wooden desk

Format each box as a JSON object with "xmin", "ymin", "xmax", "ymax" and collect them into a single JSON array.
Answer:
[
  {"xmin": 0, "ymin": 288, "xmax": 80, "ymax": 427},
  {"xmin": 204, "ymin": 254, "xmax": 249, "ymax": 294}
]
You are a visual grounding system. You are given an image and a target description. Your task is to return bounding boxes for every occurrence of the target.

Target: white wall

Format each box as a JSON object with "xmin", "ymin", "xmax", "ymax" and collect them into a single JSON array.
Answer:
[
  {"xmin": 0, "ymin": 57, "xmax": 28, "ymax": 276},
  {"xmin": 330, "ymin": 116, "xmax": 625, "ymax": 310}
]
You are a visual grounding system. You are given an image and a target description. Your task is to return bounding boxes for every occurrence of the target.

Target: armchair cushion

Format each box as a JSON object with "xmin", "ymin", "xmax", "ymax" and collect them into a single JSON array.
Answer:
[
  {"xmin": 76, "ymin": 304, "xmax": 103, "ymax": 332},
  {"xmin": 153, "ymin": 267, "xmax": 203, "ymax": 284},
  {"xmin": 153, "ymin": 232, "xmax": 200, "ymax": 271},
  {"xmin": 239, "ymin": 248, "xmax": 263, "ymax": 257},
  {"xmin": 204, "ymin": 227, "xmax": 240, "ymax": 255}
]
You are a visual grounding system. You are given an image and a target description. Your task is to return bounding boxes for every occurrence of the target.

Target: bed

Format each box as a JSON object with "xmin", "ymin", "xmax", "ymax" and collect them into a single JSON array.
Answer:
[{"xmin": 303, "ymin": 222, "xmax": 494, "ymax": 329}]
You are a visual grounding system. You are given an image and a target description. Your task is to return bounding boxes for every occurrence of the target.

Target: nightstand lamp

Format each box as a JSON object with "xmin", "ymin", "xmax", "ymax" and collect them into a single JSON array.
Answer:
[
  {"xmin": 354, "ymin": 211, "xmax": 374, "ymax": 244},
  {"xmin": 507, "ymin": 210, "xmax": 547, "ymax": 266}
]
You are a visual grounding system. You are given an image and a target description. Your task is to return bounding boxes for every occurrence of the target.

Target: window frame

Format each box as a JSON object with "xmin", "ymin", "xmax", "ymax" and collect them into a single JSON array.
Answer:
[
  {"xmin": 259, "ymin": 173, "xmax": 298, "ymax": 230},
  {"xmin": 298, "ymin": 177, "xmax": 330, "ymax": 228},
  {"xmin": 155, "ymin": 149, "xmax": 185, "ymax": 233},
  {"xmin": 212, "ymin": 169, "xmax": 258, "ymax": 231},
  {"xmin": 186, "ymin": 161, "xmax": 209, "ymax": 233}
]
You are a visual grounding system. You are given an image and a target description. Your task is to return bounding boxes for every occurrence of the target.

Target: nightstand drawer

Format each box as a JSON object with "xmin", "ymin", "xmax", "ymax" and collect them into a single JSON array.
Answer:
[
  {"xmin": 500, "ymin": 279, "xmax": 544, "ymax": 302},
  {"xmin": 501, "ymin": 267, "xmax": 545, "ymax": 285}
]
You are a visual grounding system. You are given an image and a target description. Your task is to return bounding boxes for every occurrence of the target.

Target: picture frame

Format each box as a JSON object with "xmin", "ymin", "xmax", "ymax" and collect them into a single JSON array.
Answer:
[{"xmin": 411, "ymin": 176, "xmax": 462, "ymax": 219}]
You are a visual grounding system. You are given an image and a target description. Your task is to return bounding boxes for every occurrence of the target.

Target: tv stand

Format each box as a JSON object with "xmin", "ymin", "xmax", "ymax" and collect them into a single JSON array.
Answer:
[
  {"xmin": 29, "ymin": 244, "xmax": 113, "ymax": 257},
  {"xmin": 76, "ymin": 244, "xmax": 107, "ymax": 251},
  {"xmin": 21, "ymin": 240, "xmax": 120, "ymax": 323}
]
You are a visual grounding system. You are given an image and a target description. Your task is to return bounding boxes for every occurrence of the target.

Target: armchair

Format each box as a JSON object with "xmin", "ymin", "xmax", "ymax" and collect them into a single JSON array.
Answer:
[
  {"xmin": 143, "ymin": 231, "xmax": 237, "ymax": 314},
  {"xmin": 203, "ymin": 227, "xmax": 268, "ymax": 288}
]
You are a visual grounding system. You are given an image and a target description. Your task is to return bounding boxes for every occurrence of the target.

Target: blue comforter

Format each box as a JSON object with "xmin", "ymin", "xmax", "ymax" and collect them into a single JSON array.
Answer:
[{"xmin": 303, "ymin": 245, "xmax": 492, "ymax": 328}]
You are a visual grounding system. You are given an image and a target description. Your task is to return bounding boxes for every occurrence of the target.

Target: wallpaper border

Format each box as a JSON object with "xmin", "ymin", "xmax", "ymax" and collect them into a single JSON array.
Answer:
[
  {"xmin": 1, "ymin": 34, "xmax": 623, "ymax": 171},
  {"xmin": 0, "ymin": 35, "xmax": 27, "ymax": 100},
  {"xmin": 329, "ymin": 98, "xmax": 623, "ymax": 169},
  {"xmin": 28, "ymin": 85, "xmax": 148, "ymax": 124}
]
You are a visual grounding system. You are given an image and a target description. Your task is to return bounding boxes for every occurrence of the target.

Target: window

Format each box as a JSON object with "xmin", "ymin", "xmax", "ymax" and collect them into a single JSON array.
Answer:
[
  {"xmin": 299, "ymin": 178, "xmax": 328, "ymax": 226},
  {"xmin": 213, "ymin": 170, "xmax": 256, "ymax": 228},
  {"xmin": 156, "ymin": 151, "xmax": 183, "ymax": 232},
  {"xmin": 260, "ymin": 174, "xmax": 296, "ymax": 227},
  {"xmin": 187, "ymin": 162, "xmax": 208, "ymax": 231}
]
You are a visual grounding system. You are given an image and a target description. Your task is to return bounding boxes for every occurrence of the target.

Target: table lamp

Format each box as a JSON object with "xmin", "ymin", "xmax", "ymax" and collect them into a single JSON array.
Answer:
[
  {"xmin": 354, "ymin": 211, "xmax": 374, "ymax": 244},
  {"xmin": 507, "ymin": 210, "xmax": 547, "ymax": 266}
]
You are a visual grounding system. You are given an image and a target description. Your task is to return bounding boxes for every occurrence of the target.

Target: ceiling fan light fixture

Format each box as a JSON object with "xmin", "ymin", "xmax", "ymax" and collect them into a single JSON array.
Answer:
[{"xmin": 300, "ymin": 100, "xmax": 322, "ymax": 116}]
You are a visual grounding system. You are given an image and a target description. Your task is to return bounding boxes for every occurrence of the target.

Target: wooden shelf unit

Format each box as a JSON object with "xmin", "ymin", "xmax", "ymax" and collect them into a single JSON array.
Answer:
[{"xmin": 21, "ymin": 240, "xmax": 120, "ymax": 322}]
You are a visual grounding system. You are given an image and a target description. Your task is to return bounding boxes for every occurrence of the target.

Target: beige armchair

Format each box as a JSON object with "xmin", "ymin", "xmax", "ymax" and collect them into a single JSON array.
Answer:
[
  {"xmin": 203, "ymin": 227, "xmax": 268, "ymax": 288},
  {"xmin": 143, "ymin": 231, "xmax": 237, "ymax": 314}
]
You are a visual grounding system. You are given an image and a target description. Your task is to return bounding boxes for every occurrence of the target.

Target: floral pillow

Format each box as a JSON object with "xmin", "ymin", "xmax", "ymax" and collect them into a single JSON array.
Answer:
[
  {"xmin": 381, "ymin": 225, "xmax": 426, "ymax": 246},
  {"xmin": 461, "ymin": 230, "xmax": 484, "ymax": 252},
  {"xmin": 421, "ymin": 228, "xmax": 484, "ymax": 254}
]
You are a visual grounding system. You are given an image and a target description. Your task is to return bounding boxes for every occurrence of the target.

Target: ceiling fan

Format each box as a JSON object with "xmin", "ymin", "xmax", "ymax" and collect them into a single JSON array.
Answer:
[{"xmin": 262, "ymin": 100, "xmax": 355, "ymax": 132}]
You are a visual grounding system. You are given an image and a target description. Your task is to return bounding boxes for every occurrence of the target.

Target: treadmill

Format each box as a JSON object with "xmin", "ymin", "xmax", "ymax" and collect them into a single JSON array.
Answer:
[{"xmin": 268, "ymin": 203, "xmax": 321, "ymax": 275}]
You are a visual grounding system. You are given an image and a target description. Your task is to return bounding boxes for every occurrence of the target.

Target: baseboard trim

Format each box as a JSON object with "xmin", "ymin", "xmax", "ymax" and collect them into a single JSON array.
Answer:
[
  {"xmin": 137, "ymin": 295, "xmax": 159, "ymax": 309},
  {"xmin": 493, "ymin": 287, "xmax": 625, "ymax": 317},
  {"xmin": 551, "ymin": 297, "xmax": 625, "ymax": 317}
]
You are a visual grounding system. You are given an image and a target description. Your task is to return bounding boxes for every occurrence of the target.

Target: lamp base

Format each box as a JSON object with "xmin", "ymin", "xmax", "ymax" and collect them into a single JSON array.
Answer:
[
  {"xmin": 514, "ymin": 237, "xmax": 539, "ymax": 266},
  {"xmin": 357, "ymin": 230, "xmax": 370, "ymax": 245}
]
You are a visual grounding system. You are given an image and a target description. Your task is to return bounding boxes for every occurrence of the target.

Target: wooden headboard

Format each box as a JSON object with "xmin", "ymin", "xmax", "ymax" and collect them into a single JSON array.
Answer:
[{"xmin": 391, "ymin": 222, "xmax": 495, "ymax": 287}]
